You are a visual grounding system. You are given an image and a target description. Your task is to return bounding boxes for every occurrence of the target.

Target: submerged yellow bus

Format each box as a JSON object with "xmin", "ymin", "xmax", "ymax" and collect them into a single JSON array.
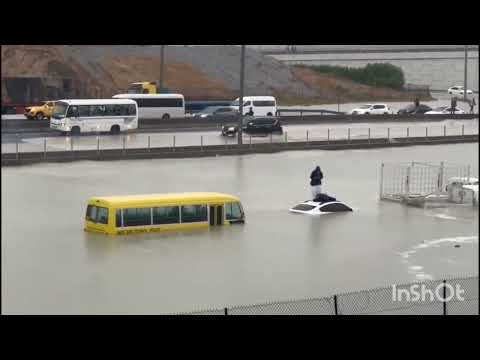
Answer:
[{"xmin": 84, "ymin": 192, "xmax": 245, "ymax": 235}]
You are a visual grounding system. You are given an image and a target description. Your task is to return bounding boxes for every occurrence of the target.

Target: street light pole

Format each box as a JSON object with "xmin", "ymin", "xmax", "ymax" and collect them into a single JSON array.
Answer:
[
  {"xmin": 160, "ymin": 45, "xmax": 165, "ymax": 93},
  {"xmin": 464, "ymin": 45, "xmax": 468, "ymax": 101},
  {"xmin": 238, "ymin": 45, "xmax": 245, "ymax": 145}
]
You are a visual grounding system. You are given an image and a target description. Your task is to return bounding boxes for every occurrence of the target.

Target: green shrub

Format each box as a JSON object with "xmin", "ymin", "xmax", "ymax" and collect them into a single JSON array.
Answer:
[{"xmin": 300, "ymin": 63, "xmax": 405, "ymax": 89}]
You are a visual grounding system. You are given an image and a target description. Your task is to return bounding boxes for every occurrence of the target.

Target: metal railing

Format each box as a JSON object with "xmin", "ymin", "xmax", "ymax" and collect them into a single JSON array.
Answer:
[{"xmin": 177, "ymin": 276, "xmax": 478, "ymax": 315}]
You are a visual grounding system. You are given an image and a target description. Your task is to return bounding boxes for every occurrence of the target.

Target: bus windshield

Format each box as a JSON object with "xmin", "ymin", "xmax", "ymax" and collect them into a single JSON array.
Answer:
[{"xmin": 52, "ymin": 102, "xmax": 69, "ymax": 119}]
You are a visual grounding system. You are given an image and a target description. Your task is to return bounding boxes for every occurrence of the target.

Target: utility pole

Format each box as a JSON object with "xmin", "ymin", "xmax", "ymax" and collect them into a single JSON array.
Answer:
[
  {"xmin": 464, "ymin": 45, "xmax": 468, "ymax": 101},
  {"xmin": 238, "ymin": 45, "xmax": 245, "ymax": 145},
  {"xmin": 160, "ymin": 45, "xmax": 165, "ymax": 93}
]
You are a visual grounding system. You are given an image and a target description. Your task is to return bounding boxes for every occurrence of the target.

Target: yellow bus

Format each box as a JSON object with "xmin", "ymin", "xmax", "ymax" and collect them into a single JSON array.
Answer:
[{"xmin": 84, "ymin": 192, "xmax": 245, "ymax": 235}]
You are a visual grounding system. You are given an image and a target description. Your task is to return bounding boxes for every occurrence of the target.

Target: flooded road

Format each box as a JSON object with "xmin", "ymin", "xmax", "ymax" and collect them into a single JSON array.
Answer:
[{"xmin": 2, "ymin": 143, "xmax": 478, "ymax": 314}]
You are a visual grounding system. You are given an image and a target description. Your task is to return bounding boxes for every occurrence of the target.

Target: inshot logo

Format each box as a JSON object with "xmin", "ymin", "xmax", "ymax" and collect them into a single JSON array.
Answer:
[{"xmin": 392, "ymin": 283, "xmax": 465, "ymax": 302}]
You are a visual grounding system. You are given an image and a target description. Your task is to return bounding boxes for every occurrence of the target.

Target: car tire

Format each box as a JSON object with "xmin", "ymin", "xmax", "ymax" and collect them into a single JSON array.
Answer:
[
  {"xmin": 365, "ymin": 112, "xmax": 370, "ymax": 115},
  {"xmin": 110, "ymin": 125, "xmax": 120, "ymax": 135},
  {"xmin": 162, "ymin": 114, "xmax": 170, "ymax": 120},
  {"xmin": 35, "ymin": 112, "xmax": 44, "ymax": 120},
  {"xmin": 267, "ymin": 112, "xmax": 273, "ymax": 116},
  {"xmin": 71, "ymin": 126, "xmax": 80, "ymax": 136}
]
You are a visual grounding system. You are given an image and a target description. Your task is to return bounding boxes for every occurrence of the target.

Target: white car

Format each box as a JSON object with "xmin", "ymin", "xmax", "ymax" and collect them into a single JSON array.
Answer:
[
  {"xmin": 349, "ymin": 104, "xmax": 392, "ymax": 115},
  {"xmin": 448, "ymin": 86, "xmax": 473, "ymax": 96},
  {"xmin": 425, "ymin": 106, "xmax": 465, "ymax": 115}
]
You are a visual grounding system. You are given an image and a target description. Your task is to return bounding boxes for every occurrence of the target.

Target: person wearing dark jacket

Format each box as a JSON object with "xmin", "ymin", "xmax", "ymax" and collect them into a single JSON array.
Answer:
[
  {"xmin": 246, "ymin": 107, "xmax": 254, "ymax": 116},
  {"xmin": 310, "ymin": 166, "xmax": 324, "ymax": 198}
]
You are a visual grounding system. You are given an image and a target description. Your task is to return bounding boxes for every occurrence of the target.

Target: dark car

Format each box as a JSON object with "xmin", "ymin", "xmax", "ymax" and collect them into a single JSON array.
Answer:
[
  {"xmin": 221, "ymin": 116, "xmax": 283, "ymax": 137},
  {"xmin": 194, "ymin": 106, "xmax": 239, "ymax": 118},
  {"xmin": 397, "ymin": 104, "xmax": 432, "ymax": 115}
]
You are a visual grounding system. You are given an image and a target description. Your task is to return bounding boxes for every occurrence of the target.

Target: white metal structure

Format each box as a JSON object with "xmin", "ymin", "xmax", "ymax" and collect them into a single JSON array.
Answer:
[
  {"xmin": 446, "ymin": 177, "xmax": 479, "ymax": 205},
  {"xmin": 289, "ymin": 200, "xmax": 353, "ymax": 215},
  {"xmin": 425, "ymin": 106, "xmax": 465, "ymax": 114},
  {"xmin": 448, "ymin": 86, "xmax": 473, "ymax": 96},
  {"xmin": 349, "ymin": 104, "xmax": 392, "ymax": 115},
  {"xmin": 231, "ymin": 96, "xmax": 277, "ymax": 116},
  {"xmin": 379, "ymin": 162, "xmax": 475, "ymax": 206},
  {"xmin": 113, "ymin": 93, "xmax": 185, "ymax": 120},
  {"xmin": 50, "ymin": 99, "xmax": 138, "ymax": 135}
]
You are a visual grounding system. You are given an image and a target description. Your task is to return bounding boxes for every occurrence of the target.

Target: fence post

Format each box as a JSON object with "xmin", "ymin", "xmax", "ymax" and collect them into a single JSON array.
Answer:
[
  {"xmin": 348, "ymin": 128, "xmax": 351, "ymax": 143},
  {"xmin": 444, "ymin": 125, "xmax": 446, "ymax": 137},
  {"xmin": 406, "ymin": 165, "xmax": 411, "ymax": 196},
  {"xmin": 438, "ymin": 161, "xmax": 444, "ymax": 193},
  {"xmin": 379, "ymin": 162, "xmax": 384, "ymax": 199},
  {"xmin": 327, "ymin": 128, "xmax": 330, "ymax": 144},
  {"xmin": 406, "ymin": 127, "xmax": 409, "ymax": 140},
  {"xmin": 148, "ymin": 136, "xmax": 151, "ymax": 152},
  {"xmin": 173, "ymin": 135, "xmax": 176, "ymax": 152},
  {"xmin": 334, "ymin": 295, "xmax": 338, "ymax": 315},
  {"xmin": 425, "ymin": 127, "xmax": 428, "ymax": 140},
  {"xmin": 200, "ymin": 135, "xmax": 203, "ymax": 151},
  {"xmin": 443, "ymin": 280, "xmax": 447, "ymax": 315},
  {"xmin": 16, "ymin": 134, "xmax": 19, "ymax": 160},
  {"xmin": 368, "ymin": 128, "xmax": 371, "ymax": 143},
  {"xmin": 284, "ymin": 131, "xmax": 288, "ymax": 143},
  {"xmin": 270, "ymin": 133, "xmax": 273, "ymax": 144},
  {"xmin": 123, "ymin": 135, "xmax": 126, "ymax": 155},
  {"xmin": 71, "ymin": 136, "xmax": 74, "ymax": 152},
  {"xmin": 43, "ymin": 137, "xmax": 47, "ymax": 159},
  {"xmin": 306, "ymin": 130, "xmax": 309, "ymax": 143},
  {"xmin": 462, "ymin": 124, "xmax": 465, "ymax": 136},
  {"xmin": 387, "ymin": 127, "xmax": 390, "ymax": 141},
  {"xmin": 249, "ymin": 135, "xmax": 252, "ymax": 148},
  {"xmin": 97, "ymin": 136, "xmax": 100, "ymax": 156},
  {"xmin": 467, "ymin": 165, "xmax": 471, "ymax": 182},
  {"xmin": 224, "ymin": 307, "xmax": 228, "ymax": 315}
]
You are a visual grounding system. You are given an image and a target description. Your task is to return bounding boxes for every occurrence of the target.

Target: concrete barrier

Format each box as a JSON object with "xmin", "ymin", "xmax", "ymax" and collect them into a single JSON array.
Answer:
[{"xmin": 2, "ymin": 134, "xmax": 477, "ymax": 166}]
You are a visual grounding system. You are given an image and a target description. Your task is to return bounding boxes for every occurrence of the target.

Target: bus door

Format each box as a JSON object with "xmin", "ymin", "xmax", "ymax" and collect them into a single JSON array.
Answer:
[{"xmin": 209, "ymin": 205, "xmax": 224, "ymax": 226}]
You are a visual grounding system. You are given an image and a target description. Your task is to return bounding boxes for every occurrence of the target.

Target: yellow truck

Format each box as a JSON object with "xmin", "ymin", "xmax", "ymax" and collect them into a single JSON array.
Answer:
[
  {"xmin": 127, "ymin": 82, "xmax": 158, "ymax": 94},
  {"xmin": 24, "ymin": 101, "xmax": 57, "ymax": 120}
]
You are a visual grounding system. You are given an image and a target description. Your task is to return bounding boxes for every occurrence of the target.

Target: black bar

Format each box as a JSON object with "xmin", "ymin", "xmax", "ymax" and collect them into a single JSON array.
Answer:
[
  {"xmin": 224, "ymin": 307, "xmax": 228, "ymax": 315},
  {"xmin": 334, "ymin": 295, "xmax": 338, "ymax": 315},
  {"xmin": 443, "ymin": 280, "xmax": 447, "ymax": 315}
]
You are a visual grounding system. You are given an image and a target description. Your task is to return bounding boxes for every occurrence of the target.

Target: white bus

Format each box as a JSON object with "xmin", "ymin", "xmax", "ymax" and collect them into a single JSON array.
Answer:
[
  {"xmin": 50, "ymin": 99, "xmax": 138, "ymax": 135},
  {"xmin": 113, "ymin": 93, "xmax": 185, "ymax": 120},
  {"xmin": 230, "ymin": 96, "xmax": 277, "ymax": 116}
]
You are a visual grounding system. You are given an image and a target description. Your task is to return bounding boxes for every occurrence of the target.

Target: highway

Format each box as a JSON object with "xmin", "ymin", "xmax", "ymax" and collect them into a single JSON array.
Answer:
[{"xmin": 2, "ymin": 119, "xmax": 478, "ymax": 154}]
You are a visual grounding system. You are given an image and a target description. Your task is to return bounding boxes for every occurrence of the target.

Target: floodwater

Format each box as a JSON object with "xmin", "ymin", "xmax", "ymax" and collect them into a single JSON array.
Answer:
[{"xmin": 2, "ymin": 143, "xmax": 478, "ymax": 314}]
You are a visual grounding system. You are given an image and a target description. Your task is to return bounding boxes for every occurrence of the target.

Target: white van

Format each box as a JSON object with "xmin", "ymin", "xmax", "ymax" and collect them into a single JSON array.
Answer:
[{"xmin": 231, "ymin": 96, "xmax": 277, "ymax": 116}]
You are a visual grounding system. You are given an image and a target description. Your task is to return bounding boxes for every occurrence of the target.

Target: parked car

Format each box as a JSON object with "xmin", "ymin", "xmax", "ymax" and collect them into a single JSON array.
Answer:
[
  {"xmin": 194, "ymin": 106, "xmax": 239, "ymax": 118},
  {"xmin": 24, "ymin": 101, "xmax": 56, "ymax": 120},
  {"xmin": 425, "ymin": 106, "xmax": 465, "ymax": 115},
  {"xmin": 349, "ymin": 104, "xmax": 392, "ymax": 115},
  {"xmin": 221, "ymin": 116, "xmax": 283, "ymax": 137},
  {"xmin": 448, "ymin": 86, "xmax": 473, "ymax": 96},
  {"xmin": 397, "ymin": 104, "xmax": 433, "ymax": 115}
]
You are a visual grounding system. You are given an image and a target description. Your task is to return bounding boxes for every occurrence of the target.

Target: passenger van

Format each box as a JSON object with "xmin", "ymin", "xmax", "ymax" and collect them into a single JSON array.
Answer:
[
  {"xmin": 84, "ymin": 192, "xmax": 245, "ymax": 235},
  {"xmin": 231, "ymin": 96, "xmax": 277, "ymax": 116},
  {"xmin": 113, "ymin": 93, "xmax": 185, "ymax": 120},
  {"xmin": 50, "ymin": 99, "xmax": 138, "ymax": 135}
]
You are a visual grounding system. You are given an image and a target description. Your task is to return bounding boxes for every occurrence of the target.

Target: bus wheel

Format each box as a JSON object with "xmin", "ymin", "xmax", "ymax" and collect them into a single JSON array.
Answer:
[
  {"xmin": 162, "ymin": 114, "xmax": 170, "ymax": 120},
  {"xmin": 71, "ymin": 126, "xmax": 80, "ymax": 136},
  {"xmin": 110, "ymin": 125, "xmax": 120, "ymax": 135}
]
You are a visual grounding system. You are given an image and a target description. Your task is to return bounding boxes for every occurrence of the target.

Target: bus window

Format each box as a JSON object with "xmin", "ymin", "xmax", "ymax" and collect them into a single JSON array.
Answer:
[
  {"xmin": 97, "ymin": 207, "xmax": 109, "ymax": 224},
  {"xmin": 78, "ymin": 105, "xmax": 90, "ymax": 117},
  {"xmin": 67, "ymin": 106, "xmax": 78, "ymax": 117},
  {"xmin": 181, "ymin": 205, "xmax": 207, "ymax": 223},
  {"xmin": 153, "ymin": 206, "xmax": 180, "ymax": 224},
  {"xmin": 86, "ymin": 205, "xmax": 97, "ymax": 222},
  {"xmin": 123, "ymin": 208, "xmax": 152, "ymax": 227},
  {"xmin": 225, "ymin": 202, "xmax": 243, "ymax": 220}
]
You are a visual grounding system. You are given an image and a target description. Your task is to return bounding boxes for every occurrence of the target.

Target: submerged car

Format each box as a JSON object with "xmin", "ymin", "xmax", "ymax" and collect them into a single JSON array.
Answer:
[
  {"xmin": 425, "ymin": 106, "xmax": 465, "ymax": 115},
  {"xmin": 397, "ymin": 104, "xmax": 432, "ymax": 115},
  {"xmin": 289, "ymin": 193, "xmax": 353, "ymax": 215},
  {"xmin": 349, "ymin": 104, "xmax": 392, "ymax": 115},
  {"xmin": 221, "ymin": 116, "xmax": 283, "ymax": 137}
]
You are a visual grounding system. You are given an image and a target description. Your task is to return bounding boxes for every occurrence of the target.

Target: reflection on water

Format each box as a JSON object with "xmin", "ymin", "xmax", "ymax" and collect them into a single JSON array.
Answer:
[{"xmin": 2, "ymin": 143, "xmax": 478, "ymax": 314}]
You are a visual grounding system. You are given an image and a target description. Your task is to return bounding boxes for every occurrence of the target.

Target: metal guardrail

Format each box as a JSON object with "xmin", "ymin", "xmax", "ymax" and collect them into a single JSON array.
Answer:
[{"xmin": 177, "ymin": 276, "xmax": 478, "ymax": 315}]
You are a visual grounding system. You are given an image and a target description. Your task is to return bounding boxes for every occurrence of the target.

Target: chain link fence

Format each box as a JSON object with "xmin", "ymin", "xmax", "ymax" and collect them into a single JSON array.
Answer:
[{"xmin": 178, "ymin": 276, "xmax": 478, "ymax": 315}]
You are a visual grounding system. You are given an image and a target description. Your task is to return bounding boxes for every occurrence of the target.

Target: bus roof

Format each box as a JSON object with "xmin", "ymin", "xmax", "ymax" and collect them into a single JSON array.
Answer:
[
  {"xmin": 113, "ymin": 93, "xmax": 185, "ymax": 99},
  {"xmin": 57, "ymin": 99, "xmax": 137, "ymax": 105},
  {"xmin": 234, "ymin": 96, "xmax": 276, "ymax": 101},
  {"xmin": 89, "ymin": 192, "xmax": 240, "ymax": 207}
]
